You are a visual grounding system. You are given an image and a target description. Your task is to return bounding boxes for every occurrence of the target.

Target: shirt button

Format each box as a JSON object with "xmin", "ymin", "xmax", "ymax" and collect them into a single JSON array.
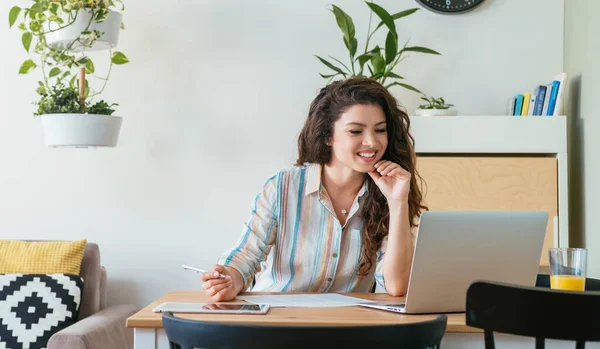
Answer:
[
  {"xmin": 332, "ymin": 253, "xmax": 338, "ymax": 258},
  {"xmin": 327, "ymin": 278, "xmax": 333, "ymax": 282}
]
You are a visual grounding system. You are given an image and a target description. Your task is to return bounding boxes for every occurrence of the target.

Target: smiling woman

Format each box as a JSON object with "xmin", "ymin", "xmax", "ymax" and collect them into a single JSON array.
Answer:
[{"xmin": 199, "ymin": 77, "xmax": 428, "ymax": 301}]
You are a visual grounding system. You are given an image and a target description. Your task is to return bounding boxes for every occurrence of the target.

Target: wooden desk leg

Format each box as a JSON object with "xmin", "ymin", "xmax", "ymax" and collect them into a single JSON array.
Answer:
[{"xmin": 134, "ymin": 328, "xmax": 156, "ymax": 349}]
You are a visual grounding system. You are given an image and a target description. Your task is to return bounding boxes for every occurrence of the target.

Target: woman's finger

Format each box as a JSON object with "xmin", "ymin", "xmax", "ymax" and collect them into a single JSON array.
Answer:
[
  {"xmin": 379, "ymin": 163, "xmax": 399, "ymax": 176},
  {"xmin": 213, "ymin": 286, "xmax": 235, "ymax": 302},
  {"xmin": 202, "ymin": 278, "xmax": 229, "ymax": 290},
  {"xmin": 206, "ymin": 281, "xmax": 232, "ymax": 297}
]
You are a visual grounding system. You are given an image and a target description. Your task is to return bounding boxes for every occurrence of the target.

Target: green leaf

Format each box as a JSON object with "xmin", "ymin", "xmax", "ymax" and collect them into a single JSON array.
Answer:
[
  {"xmin": 18, "ymin": 59, "xmax": 37, "ymax": 74},
  {"xmin": 384, "ymin": 32, "xmax": 397, "ymax": 64},
  {"xmin": 120, "ymin": 21, "xmax": 125, "ymax": 30},
  {"xmin": 344, "ymin": 37, "xmax": 358, "ymax": 58},
  {"xmin": 69, "ymin": 75, "xmax": 77, "ymax": 89},
  {"xmin": 386, "ymin": 82, "xmax": 423, "ymax": 94},
  {"xmin": 365, "ymin": 2, "xmax": 397, "ymax": 39},
  {"xmin": 319, "ymin": 73, "xmax": 339, "ymax": 79},
  {"xmin": 22, "ymin": 32, "xmax": 32, "ymax": 53},
  {"xmin": 18, "ymin": 23, "xmax": 26, "ymax": 31},
  {"xmin": 330, "ymin": 5, "xmax": 355, "ymax": 47},
  {"xmin": 369, "ymin": 48, "xmax": 385, "ymax": 75},
  {"xmin": 315, "ymin": 55, "xmax": 347, "ymax": 75},
  {"xmin": 77, "ymin": 57, "xmax": 90, "ymax": 65},
  {"xmin": 375, "ymin": 8, "xmax": 420, "ymax": 31},
  {"xmin": 111, "ymin": 51, "xmax": 130, "ymax": 65},
  {"xmin": 386, "ymin": 72, "xmax": 404, "ymax": 79},
  {"xmin": 85, "ymin": 59, "xmax": 95, "ymax": 74},
  {"xmin": 49, "ymin": 67, "xmax": 61, "ymax": 78},
  {"xmin": 9, "ymin": 6, "xmax": 21, "ymax": 28},
  {"xmin": 401, "ymin": 46, "xmax": 442, "ymax": 55}
]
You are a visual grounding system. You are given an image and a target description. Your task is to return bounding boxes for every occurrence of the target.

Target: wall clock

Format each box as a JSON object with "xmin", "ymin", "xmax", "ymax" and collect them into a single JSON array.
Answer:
[{"xmin": 415, "ymin": 0, "xmax": 486, "ymax": 14}]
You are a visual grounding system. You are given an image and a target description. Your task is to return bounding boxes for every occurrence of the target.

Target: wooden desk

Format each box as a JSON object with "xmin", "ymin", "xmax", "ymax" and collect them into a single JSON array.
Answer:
[{"xmin": 127, "ymin": 291, "xmax": 600, "ymax": 349}]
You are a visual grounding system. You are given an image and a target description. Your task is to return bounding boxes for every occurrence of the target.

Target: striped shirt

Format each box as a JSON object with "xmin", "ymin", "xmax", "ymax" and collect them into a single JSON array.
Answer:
[{"xmin": 218, "ymin": 163, "xmax": 389, "ymax": 293}]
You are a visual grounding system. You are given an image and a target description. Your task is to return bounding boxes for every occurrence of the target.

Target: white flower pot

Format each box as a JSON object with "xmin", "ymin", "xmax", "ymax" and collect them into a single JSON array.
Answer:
[
  {"xmin": 46, "ymin": 9, "xmax": 123, "ymax": 52},
  {"xmin": 40, "ymin": 113, "xmax": 122, "ymax": 147},
  {"xmin": 414, "ymin": 108, "xmax": 458, "ymax": 117}
]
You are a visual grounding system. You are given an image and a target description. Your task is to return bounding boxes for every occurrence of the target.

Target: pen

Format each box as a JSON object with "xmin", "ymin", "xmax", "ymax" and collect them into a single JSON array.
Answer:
[{"xmin": 182, "ymin": 264, "xmax": 226, "ymax": 278}]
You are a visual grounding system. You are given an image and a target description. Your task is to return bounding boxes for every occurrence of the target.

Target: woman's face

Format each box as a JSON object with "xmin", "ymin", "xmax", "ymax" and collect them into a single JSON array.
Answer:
[{"xmin": 328, "ymin": 104, "xmax": 388, "ymax": 173}]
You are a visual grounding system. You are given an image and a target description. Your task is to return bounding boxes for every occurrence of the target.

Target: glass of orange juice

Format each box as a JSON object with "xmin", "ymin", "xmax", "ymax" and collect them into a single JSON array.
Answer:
[{"xmin": 548, "ymin": 248, "xmax": 587, "ymax": 291}]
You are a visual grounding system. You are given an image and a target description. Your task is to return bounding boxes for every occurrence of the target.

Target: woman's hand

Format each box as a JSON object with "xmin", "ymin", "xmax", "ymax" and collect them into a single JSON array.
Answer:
[
  {"xmin": 201, "ymin": 264, "xmax": 244, "ymax": 302},
  {"xmin": 368, "ymin": 160, "xmax": 411, "ymax": 205}
]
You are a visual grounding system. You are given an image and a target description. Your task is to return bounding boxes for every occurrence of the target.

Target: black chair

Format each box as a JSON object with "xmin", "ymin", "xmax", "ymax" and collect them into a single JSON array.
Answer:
[
  {"xmin": 466, "ymin": 280, "xmax": 600, "ymax": 349},
  {"xmin": 162, "ymin": 311, "xmax": 447, "ymax": 349},
  {"xmin": 536, "ymin": 274, "xmax": 600, "ymax": 291}
]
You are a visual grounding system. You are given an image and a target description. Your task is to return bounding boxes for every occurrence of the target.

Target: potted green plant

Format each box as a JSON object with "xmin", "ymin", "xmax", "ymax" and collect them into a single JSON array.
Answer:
[
  {"xmin": 415, "ymin": 95, "xmax": 456, "ymax": 116},
  {"xmin": 8, "ymin": 0, "xmax": 129, "ymax": 147},
  {"xmin": 316, "ymin": 2, "xmax": 440, "ymax": 94}
]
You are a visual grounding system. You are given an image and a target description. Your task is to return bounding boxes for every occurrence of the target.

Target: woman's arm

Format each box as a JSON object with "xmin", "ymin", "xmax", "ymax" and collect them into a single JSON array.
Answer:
[
  {"xmin": 381, "ymin": 202, "xmax": 413, "ymax": 296},
  {"xmin": 369, "ymin": 160, "xmax": 414, "ymax": 297}
]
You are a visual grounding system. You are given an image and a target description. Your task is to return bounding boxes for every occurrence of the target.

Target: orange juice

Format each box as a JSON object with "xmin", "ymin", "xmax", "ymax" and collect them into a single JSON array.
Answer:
[{"xmin": 550, "ymin": 275, "xmax": 586, "ymax": 291}]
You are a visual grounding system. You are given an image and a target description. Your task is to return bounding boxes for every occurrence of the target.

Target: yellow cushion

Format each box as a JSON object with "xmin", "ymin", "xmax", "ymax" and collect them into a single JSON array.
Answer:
[{"xmin": 0, "ymin": 239, "xmax": 87, "ymax": 275}]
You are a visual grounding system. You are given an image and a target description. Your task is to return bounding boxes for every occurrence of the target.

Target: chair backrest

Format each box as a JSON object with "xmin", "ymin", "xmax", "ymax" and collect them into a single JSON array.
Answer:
[
  {"xmin": 162, "ymin": 312, "xmax": 447, "ymax": 349},
  {"xmin": 466, "ymin": 281, "xmax": 600, "ymax": 349},
  {"xmin": 536, "ymin": 274, "xmax": 600, "ymax": 291}
]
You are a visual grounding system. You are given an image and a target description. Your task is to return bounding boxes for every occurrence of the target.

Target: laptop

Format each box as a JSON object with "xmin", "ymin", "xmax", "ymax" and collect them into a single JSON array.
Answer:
[{"xmin": 360, "ymin": 210, "xmax": 548, "ymax": 314}]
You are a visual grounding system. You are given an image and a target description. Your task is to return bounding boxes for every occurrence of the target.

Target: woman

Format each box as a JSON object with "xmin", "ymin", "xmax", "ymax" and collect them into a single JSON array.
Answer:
[{"xmin": 202, "ymin": 77, "xmax": 426, "ymax": 301}]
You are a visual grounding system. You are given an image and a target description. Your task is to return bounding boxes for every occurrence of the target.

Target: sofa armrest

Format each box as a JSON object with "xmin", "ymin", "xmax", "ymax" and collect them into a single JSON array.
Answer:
[{"xmin": 47, "ymin": 304, "xmax": 139, "ymax": 349}]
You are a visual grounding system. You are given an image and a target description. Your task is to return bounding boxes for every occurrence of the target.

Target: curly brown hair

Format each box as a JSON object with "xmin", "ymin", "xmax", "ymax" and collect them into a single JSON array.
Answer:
[{"xmin": 296, "ymin": 77, "xmax": 427, "ymax": 276}]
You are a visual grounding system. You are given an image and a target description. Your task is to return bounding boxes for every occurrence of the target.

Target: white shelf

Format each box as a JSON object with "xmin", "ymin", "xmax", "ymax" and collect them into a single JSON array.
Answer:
[{"xmin": 409, "ymin": 116, "xmax": 567, "ymax": 154}]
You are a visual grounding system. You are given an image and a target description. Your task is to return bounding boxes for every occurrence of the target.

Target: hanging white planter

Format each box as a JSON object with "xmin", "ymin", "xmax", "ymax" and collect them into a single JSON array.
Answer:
[
  {"xmin": 46, "ymin": 9, "xmax": 123, "ymax": 52},
  {"xmin": 40, "ymin": 113, "xmax": 123, "ymax": 148},
  {"xmin": 414, "ymin": 108, "xmax": 458, "ymax": 117}
]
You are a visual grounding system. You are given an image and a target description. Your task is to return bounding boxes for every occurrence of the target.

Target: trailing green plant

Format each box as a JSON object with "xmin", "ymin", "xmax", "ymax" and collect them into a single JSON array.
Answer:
[
  {"xmin": 316, "ymin": 1, "xmax": 441, "ymax": 94},
  {"xmin": 8, "ymin": 0, "xmax": 129, "ymax": 116},
  {"xmin": 418, "ymin": 95, "xmax": 454, "ymax": 110}
]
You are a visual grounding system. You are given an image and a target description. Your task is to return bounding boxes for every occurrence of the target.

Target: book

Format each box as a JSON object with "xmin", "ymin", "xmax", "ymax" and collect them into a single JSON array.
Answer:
[
  {"xmin": 534, "ymin": 85, "xmax": 547, "ymax": 116},
  {"xmin": 547, "ymin": 80, "xmax": 560, "ymax": 116},
  {"xmin": 507, "ymin": 96, "xmax": 516, "ymax": 116},
  {"xmin": 541, "ymin": 83, "xmax": 553, "ymax": 116},
  {"xmin": 514, "ymin": 94, "xmax": 524, "ymax": 116},
  {"xmin": 527, "ymin": 88, "xmax": 538, "ymax": 116},
  {"xmin": 552, "ymin": 72, "xmax": 568, "ymax": 116},
  {"xmin": 521, "ymin": 92, "xmax": 531, "ymax": 116}
]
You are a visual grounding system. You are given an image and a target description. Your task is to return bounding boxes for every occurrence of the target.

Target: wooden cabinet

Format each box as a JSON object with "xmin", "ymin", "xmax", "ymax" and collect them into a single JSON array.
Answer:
[
  {"xmin": 416, "ymin": 156, "xmax": 558, "ymax": 265},
  {"xmin": 410, "ymin": 116, "xmax": 568, "ymax": 268}
]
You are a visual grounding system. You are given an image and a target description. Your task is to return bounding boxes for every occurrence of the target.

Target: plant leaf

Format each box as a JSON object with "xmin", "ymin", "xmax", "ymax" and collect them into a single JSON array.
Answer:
[
  {"xmin": 330, "ymin": 5, "xmax": 356, "ymax": 48},
  {"xmin": 386, "ymin": 82, "xmax": 423, "ymax": 94},
  {"xmin": 111, "ymin": 51, "xmax": 129, "ymax": 65},
  {"xmin": 22, "ymin": 32, "xmax": 32, "ymax": 53},
  {"xmin": 384, "ymin": 32, "xmax": 397, "ymax": 64},
  {"xmin": 9, "ymin": 6, "xmax": 21, "ymax": 28},
  {"xmin": 375, "ymin": 8, "xmax": 419, "ymax": 31},
  {"xmin": 344, "ymin": 37, "xmax": 358, "ymax": 58},
  {"xmin": 401, "ymin": 46, "xmax": 441, "ymax": 55},
  {"xmin": 386, "ymin": 72, "xmax": 404, "ymax": 79},
  {"xmin": 85, "ymin": 59, "xmax": 95, "ymax": 74},
  {"xmin": 365, "ymin": 2, "xmax": 397, "ymax": 39},
  {"xmin": 18, "ymin": 59, "xmax": 36, "ymax": 74},
  {"xmin": 319, "ymin": 73, "xmax": 339, "ymax": 79},
  {"xmin": 49, "ymin": 67, "xmax": 61, "ymax": 78},
  {"xmin": 315, "ymin": 55, "xmax": 347, "ymax": 75}
]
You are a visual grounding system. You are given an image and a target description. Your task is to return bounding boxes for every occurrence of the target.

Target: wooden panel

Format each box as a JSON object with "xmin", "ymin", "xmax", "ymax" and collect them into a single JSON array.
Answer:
[{"xmin": 416, "ymin": 157, "xmax": 558, "ymax": 266}]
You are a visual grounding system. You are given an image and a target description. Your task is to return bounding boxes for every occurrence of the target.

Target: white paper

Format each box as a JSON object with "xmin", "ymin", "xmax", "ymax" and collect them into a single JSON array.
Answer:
[{"xmin": 236, "ymin": 294, "xmax": 374, "ymax": 308}]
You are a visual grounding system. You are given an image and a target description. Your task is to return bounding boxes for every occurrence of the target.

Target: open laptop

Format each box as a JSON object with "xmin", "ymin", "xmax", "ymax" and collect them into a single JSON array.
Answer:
[{"xmin": 361, "ymin": 210, "xmax": 548, "ymax": 314}]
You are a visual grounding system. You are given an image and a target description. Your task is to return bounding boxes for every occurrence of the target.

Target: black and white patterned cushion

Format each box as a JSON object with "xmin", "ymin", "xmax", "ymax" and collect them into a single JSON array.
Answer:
[{"xmin": 0, "ymin": 274, "xmax": 83, "ymax": 349}]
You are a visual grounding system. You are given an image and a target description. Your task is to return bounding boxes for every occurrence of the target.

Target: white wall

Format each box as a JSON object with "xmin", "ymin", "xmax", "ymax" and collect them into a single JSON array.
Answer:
[
  {"xmin": 564, "ymin": 0, "xmax": 600, "ymax": 278},
  {"xmin": 0, "ymin": 0, "xmax": 565, "ymax": 307}
]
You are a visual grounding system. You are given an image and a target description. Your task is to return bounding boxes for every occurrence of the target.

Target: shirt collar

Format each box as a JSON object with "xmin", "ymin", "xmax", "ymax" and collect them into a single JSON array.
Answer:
[{"xmin": 304, "ymin": 163, "xmax": 369, "ymax": 198}]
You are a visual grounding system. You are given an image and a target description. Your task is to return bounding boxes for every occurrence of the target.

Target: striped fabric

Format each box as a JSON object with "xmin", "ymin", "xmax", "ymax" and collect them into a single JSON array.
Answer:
[{"xmin": 218, "ymin": 163, "xmax": 388, "ymax": 293}]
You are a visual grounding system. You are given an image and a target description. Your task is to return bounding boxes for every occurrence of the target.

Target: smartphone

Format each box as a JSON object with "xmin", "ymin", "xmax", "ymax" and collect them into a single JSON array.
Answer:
[{"xmin": 152, "ymin": 302, "xmax": 270, "ymax": 314}]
